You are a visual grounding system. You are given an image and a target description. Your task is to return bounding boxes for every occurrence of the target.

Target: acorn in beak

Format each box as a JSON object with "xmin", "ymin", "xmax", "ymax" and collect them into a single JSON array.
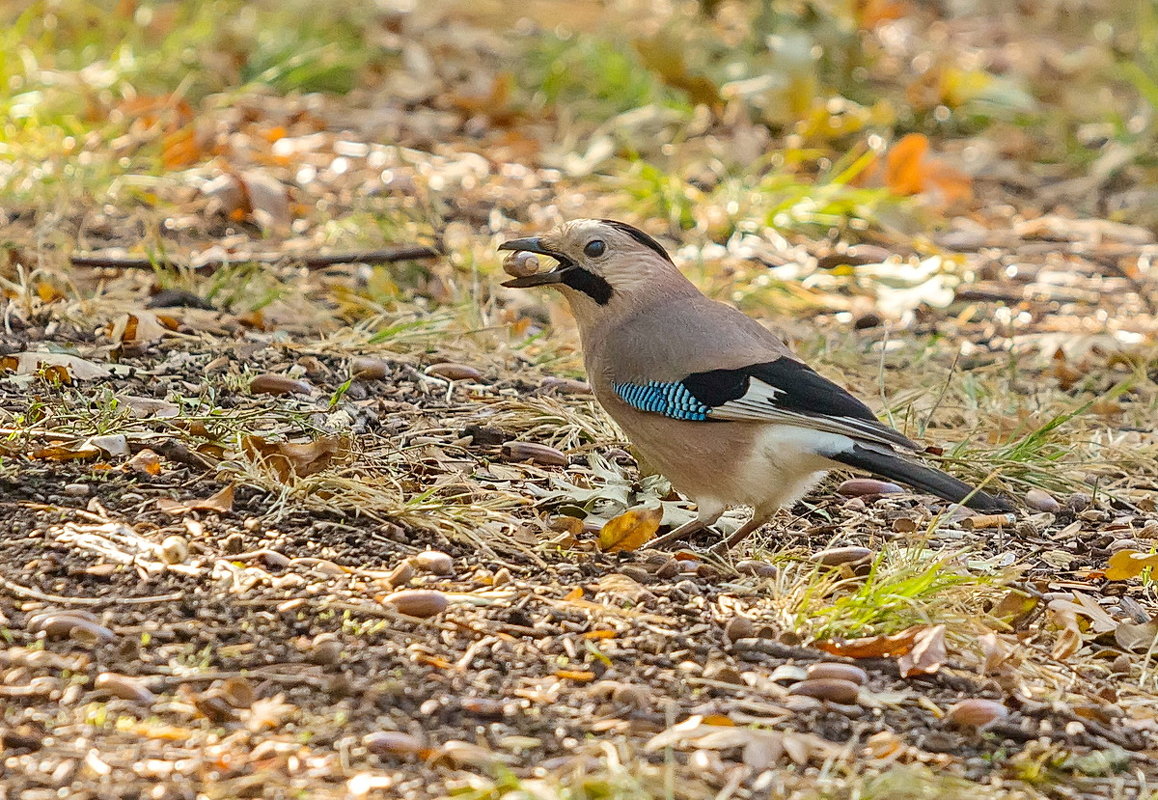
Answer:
[{"xmin": 497, "ymin": 237, "xmax": 575, "ymax": 288}]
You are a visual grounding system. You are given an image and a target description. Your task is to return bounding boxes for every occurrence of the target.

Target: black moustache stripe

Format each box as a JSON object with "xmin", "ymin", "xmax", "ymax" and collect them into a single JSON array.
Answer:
[{"xmin": 562, "ymin": 266, "xmax": 613, "ymax": 305}]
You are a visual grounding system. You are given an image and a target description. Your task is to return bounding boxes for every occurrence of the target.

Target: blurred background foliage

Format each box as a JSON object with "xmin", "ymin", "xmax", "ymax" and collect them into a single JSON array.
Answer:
[{"xmin": 3, "ymin": 0, "xmax": 1158, "ymax": 231}]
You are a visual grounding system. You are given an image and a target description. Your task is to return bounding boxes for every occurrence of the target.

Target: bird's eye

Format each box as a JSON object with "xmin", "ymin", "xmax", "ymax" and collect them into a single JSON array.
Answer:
[{"xmin": 583, "ymin": 239, "xmax": 606, "ymax": 258}]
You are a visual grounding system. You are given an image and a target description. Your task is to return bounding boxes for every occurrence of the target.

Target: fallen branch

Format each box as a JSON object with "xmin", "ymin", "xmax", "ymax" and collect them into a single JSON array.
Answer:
[{"xmin": 70, "ymin": 244, "xmax": 441, "ymax": 272}]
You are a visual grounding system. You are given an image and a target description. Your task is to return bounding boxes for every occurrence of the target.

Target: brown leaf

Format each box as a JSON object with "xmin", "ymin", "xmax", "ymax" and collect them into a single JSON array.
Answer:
[
  {"xmin": 1049, "ymin": 609, "xmax": 1084, "ymax": 661},
  {"xmin": 109, "ymin": 312, "xmax": 169, "ymax": 345},
  {"xmin": 989, "ymin": 589, "xmax": 1040, "ymax": 628},
  {"xmin": 1105, "ymin": 549, "xmax": 1158, "ymax": 580},
  {"xmin": 156, "ymin": 484, "xmax": 235, "ymax": 515},
  {"xmin": 598, "ymin": 506, "xmax": 662, "ymax": 552},
  {"xmin": 815, "ymin": 625, "xmax": 923, "ymax": 659},
  {"xmin": 124, "ymin": 449, "xmax": 163, "ymax": 476},
  {"xmin": 242, "ymin": 435, "xmax": 347, "ymax": 482},
  {"xmin": 1114, "ymin": 619, "xmax": 1158, "ymax": 652},
  {"xmin": 896, "ymin": 624, "xmax": 946, "ymax": 677},
  {"xmin": 239, "ymin": 170, "xmax": 291, "ymax": 234},
  {"xmin": 2, "ymin": 352, "xmax": 110, "ymax": 381}
]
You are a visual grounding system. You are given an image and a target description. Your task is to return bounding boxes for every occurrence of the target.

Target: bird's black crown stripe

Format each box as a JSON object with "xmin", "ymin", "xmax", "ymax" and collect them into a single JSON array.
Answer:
[
  {"xmin": 562, "ymin": 266, "xmax": 613, "ymax": 305},
  {"xmin": 600, "ymin": 219, "xmax": 674, "ymax": 264}
]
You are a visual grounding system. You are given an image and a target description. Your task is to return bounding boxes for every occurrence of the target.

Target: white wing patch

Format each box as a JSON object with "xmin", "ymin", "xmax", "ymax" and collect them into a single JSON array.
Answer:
[{"xmin": 707, "ymin": 377, "xmax": 917, "ymax": 451}]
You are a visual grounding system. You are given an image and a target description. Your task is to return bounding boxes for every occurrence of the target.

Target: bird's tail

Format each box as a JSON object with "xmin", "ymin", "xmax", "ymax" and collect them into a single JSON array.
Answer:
[{"xmin": 828, "ymin": 443, "xmax": 1013, "ymax": 512}]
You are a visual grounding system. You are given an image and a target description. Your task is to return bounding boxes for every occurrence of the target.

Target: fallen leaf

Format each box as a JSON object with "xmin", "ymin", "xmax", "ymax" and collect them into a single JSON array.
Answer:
[
  {"xmin": 123, "ymin": 449, "xmax": 163, "ymax": 476},
  {"xmin": 32, "ymin": 443, "xmax": 101, "ymax": 461},
  {"xmin": 598, "ymin": 506, "xmax": 662, "ymax": 552},
  {"xmin": 989, "ymin": 589, "xmax": 1040, "ymax": 628},
  {"xmin": 884, "ymin": 133, "xmax": 971, "ymax": 205},
  {"xmin": 897, "ymin": 624, "xmax": 946, "ymax": 677},
  {"xmin": 156, "ymin": 484, "xmax": 235, "ymax": 515},
  {"xmin": 1114, "ymin": 619, "xmax": 1158, "ymax": 652},
  {"xmin": 1106, "ymin": 549, "xmax": 1158, "ymax": 580},
  {"xmin": 109, "ymin": 312, "xmax": 169, "ymax": 345},
  {"xmin": 242, "ymin": 435, "xmax": 347, "ymax": 482},
  {"xmin": 1, "ymin": 352, "xmax": 110, "ymax": 381},
  {"xmin": 1050, "ymin": 608, "xmax": 1084, "ymax": 661},
  {"xmin": 815, "ymin": 625, "xmax": 923, "ymax": 659}
]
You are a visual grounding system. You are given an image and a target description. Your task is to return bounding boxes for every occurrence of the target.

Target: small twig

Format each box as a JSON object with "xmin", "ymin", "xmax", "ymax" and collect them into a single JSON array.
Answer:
[
  {"xmin": 69, "ymin": 244, "xmax": 440, "ymax": 272},
  {"xmin": 146, "ymin": 669, "xmax": 332, "ymax": 690},
  {"xmin": 0, "ymin": 575, "xmax": 183, "ymax": 606}
]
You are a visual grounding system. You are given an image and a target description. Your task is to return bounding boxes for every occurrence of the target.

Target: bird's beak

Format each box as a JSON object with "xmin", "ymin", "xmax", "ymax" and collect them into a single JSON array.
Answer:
[{"xmin": 497, "ymin": 237, "xmax": 572, "ymax": 288}]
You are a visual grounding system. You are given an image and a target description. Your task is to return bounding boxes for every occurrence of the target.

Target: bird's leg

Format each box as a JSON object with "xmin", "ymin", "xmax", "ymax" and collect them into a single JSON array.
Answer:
[
  {"xmin": 650, "ymin": 504, "xmax": 724, "ymax": 549},
  {"xmin": 710, "ymin": 510, "xmax": 775, "ymax": 555}
]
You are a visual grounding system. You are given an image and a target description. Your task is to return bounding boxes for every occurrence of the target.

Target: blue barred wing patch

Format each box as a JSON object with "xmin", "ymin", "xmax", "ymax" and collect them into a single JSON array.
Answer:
[{"xmin": 613, "ymin": 381, "xmax": 711, "ymax": 421}]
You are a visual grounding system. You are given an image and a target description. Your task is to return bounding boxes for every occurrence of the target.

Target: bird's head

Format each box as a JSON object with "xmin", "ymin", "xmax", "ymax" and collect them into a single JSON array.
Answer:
[{"xmin": 499, "ymin": 219, "xmax": 690, "ymax": 315}]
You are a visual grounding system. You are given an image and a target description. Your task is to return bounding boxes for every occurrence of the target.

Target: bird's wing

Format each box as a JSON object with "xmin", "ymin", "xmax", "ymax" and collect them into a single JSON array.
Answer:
[{"xmin": 612, "ymin": 357, "xmax": 917, "ymax": 451}]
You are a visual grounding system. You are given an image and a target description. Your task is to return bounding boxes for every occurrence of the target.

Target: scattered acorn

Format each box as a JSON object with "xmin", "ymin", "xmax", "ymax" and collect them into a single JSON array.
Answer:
[
  {"xmin": 412, "ymin": 550, "xmax": 454, "ymax": 576},
  {"xmin": 250, "ymin": 373, "xmax": 313, "ymax": 396},
  {"xmin": 1025, "ymin": 488, "xmax": 1061, "ymax": 513},
  {"xmin": 736, "ymin": 559, "xmax": 778, "ymax": 578},
  {"xmin": 350, "ymin": 357, "xmax": 390, "ymax": 380},
  {"xmin": 837, "ymin": 478, "xmax": 903, "ymax": 497},
  {"xmin": 500, "ymin": 441, "xmax": 568, "ymax": 466},
  {"xmin": 787, "ymin": 677, "xmax": 861, "ymax": 704},
  {"xmin": 384, "ymin": 590, "xmax": 449, "ymax": 618},
  {"xmin": 425, "ymin": 362, "xmax": 483, "ymax": 381},
  {"xmin": 815, "ymin": 546, "xmax": 874, "ymax": 568},
  {"xmin": 724, "ymin": 616, "xmax": 755, "ymax": 641},
  {"xmin": 364, "ymin": 730, "xmax": 423, "ymax": 757},
  {"xmin": 157, "ymin": 535, "xmax": 189, "ymax": 565},
  {"xmin": 806, "ymin": 662, "xmax": 868, "ymax": 685},
  {"xmin": 945, "ymin": 698, "xmax": 1008, "ymax": 729}
]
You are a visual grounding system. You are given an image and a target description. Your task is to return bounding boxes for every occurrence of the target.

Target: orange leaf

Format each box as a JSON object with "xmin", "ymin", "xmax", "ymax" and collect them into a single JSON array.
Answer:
[
  {"xmin": 598, "ymin": 506, "xmax": 662, "ymax": 552},
  {"xmin": 815, "ymin": 625, "xmax": 923, "ymax": 659},
  {"xmin": 884, "ymin": 133, "xmax": 929, "ymax": 195},
  {"xmin": 562, "ymin": 587, "xmax": 584, "ymax": 602},
  {"xmin": 162, "ymin": 126, "xmax": 203, "ymax": 170}
]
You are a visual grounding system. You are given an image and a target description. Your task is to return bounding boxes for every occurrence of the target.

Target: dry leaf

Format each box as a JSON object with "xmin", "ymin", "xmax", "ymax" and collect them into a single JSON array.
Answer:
[
  {"xmin": 2, "ymin": 352, "xmax": 110, "ymax": 381},
  {"xmin": 1106, "ymin": 549, "xmax": 1158, "ymax": 580},
  {"xmin": 1114, "ymin": 619, "xmax": 1158, "ymax": 652},
  {"xmin": 989, "ymin": 589, "xmax": 1040, "ymax": 628},
  {"xmin": 109, "ymin": 312, "xmax": 169, "ymax": 345},
  {"xmin": 124, "ymin": 449, "xmax": 163, "ymax": 476},
  {"xmin": 242, "ymin": 435, "xmax": 347, "ymax": 482},
  {"xmin": 815, "ymin": 625, "xmax": 923, "ymax": 659},
  {"xmin": 156, "ymin": 484, "xmax": 235, "ymax": 515},
  {"xmin": 885, "ymin": 133, "xmax": 929, "ymax": 195},
  {"xmin": 884, "ymin": 133, "xmax": 971, "ymax": 204},
  {"xmin": 598, "ymin": 506, "xmax": 662, "ymax": 552},
  {"xmin": 1050, "ymin": 609, "xmax": 1084, "ymax": 661},
  {"xmin": 896, "ymin": 624, "xmax": 946, "ymax": 677},
  {"xmin": 32, "ymin": 443, "xmax": 102, "ymax": 461}
]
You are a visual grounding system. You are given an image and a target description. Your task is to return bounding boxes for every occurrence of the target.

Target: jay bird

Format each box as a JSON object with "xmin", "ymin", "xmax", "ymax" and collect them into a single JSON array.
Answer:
[{"xmin": 499, "ymin": 219, "xmax": 1012, "ymax": 549}]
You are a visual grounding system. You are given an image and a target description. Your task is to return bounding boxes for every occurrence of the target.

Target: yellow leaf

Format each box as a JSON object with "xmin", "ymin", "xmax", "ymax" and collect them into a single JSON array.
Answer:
[
  {"xmin": 598, "ymin": 506, "xmax": 663, "ymax": 552},
  {"xmin": 1106, "ymin": 549, "xmax": 1158, "ymax": 580}
]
